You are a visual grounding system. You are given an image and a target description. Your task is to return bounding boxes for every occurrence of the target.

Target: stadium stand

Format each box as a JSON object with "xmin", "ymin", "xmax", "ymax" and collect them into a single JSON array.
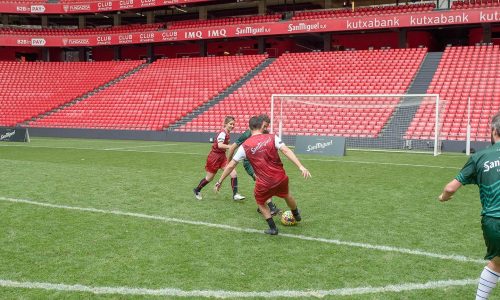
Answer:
[
  {"xmin": 178, "ymin": 48, "xmax": 427, "ymax": 138},
  {"xmin": 291, "ymin": 3, "xmax": 435, "ymax": 21},
  {"xmin": 0, "ymin": 60, "xmax": 144, "ymax": 127},
  {"xmin": 0, "ymin": 23, "xmax": 164, "ymax": 36},
  {"xmin": 406, "ymin": 44, "xmax": 500, "ymax": 142},
  {"xmin": 168, "ymin": 14, "xmax": 282, "ymax": 29},
  {"xmin": 452, "ymin": 0, "xmax": 500, "ymax": 9},
  {"xmin": 27, "ymin": 55, "xmax": 267, "ymax": 130}
]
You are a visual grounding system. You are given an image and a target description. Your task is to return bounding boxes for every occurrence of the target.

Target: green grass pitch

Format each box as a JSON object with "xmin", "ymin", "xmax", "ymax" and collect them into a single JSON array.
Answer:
[{"xmin": 0, "ymin": 137, "xmax": 494, "ymax": 299}]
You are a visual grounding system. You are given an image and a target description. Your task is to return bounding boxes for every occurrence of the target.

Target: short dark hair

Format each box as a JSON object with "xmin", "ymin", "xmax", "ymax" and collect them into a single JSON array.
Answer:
[
  {"xmin": 249, "ymin": 115, "xmax": 263, "ymax": 130},
  {"xmin": 257, "ymin": 114, "xmax": 271, "ymax": 124},
  {"xmin": 492, "ymin": 112, "xmax": 500, "ymax": 136}
]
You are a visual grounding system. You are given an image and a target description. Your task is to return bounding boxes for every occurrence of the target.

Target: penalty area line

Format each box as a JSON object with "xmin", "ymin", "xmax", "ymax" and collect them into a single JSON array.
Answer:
[
  {"xmin": 0, "ymin": 278, "xmax": 477, "ymax": 298},
  {"xmin": 0, "ymin": 196, "xmax": 485, "ymax": 265}
]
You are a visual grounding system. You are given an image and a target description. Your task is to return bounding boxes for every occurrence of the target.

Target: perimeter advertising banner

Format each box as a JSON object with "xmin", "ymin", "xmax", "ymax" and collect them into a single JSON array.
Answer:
[
  {"xmin": 295, "ymin": 136, "xmax": 346, "ymax": 156},
  {"xmin": 1, "ymin": 8, "xmax": 499, "ymax": 47},
  {"xmin": 0, "ymin": 127, "xmax": 30, "ymax": 142},
  {"xmin": 0, "ymin": 0, "xmax": 213, "ymax": 14}
]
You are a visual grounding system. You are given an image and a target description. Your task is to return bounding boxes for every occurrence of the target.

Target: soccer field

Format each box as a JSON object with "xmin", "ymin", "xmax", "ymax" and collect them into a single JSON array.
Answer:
[{"xmin": 0, "ymin": 137, "xmax": 494, "ymax": 299}]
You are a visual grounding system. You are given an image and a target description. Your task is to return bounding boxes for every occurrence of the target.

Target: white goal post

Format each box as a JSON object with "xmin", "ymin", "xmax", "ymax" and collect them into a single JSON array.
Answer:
[{"xmin": 270, "ymin": 94, "xmax": 443, "ymax": 156}]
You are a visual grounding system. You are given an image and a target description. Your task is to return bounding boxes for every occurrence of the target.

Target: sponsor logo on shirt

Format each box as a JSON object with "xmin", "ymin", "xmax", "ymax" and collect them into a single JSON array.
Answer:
[
  {"xmin": 484, "ymin": 159, "xmax": 500, "ymax": 172},
  {"xmin": 251, "ymin": 137, "xmax": 271, "ymax": 154}
]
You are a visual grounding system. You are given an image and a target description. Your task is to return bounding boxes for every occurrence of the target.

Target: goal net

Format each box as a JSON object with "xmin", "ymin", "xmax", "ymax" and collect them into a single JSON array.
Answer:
[{"xmin": 270, "ymin": 94, "xmax": 444, "ymax": 156}]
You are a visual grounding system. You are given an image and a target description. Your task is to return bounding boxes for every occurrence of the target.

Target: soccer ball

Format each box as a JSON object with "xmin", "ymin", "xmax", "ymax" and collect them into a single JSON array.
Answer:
[{"xmin": 280, "ymin": 210, "xmax": 297, "ymax": 226}]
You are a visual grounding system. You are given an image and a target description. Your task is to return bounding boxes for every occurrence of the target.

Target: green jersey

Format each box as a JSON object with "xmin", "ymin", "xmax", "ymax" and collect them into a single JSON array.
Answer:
[
  {"xmin": 236, "ymin": 130, "xmax": 252, "ymax": 146},
  {"xmin": 456, "ymin": 142, "xmax": 500, "ymax": 217}
]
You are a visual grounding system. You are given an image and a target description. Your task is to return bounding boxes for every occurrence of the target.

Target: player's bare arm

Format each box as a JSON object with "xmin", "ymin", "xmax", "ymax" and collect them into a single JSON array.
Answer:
[
  {"xmin": 227, "ymin": 143, "xmax": 238, "ymax": 159},
  {"xmin": 438, "ymin": 179, "xmax": 462, "ymax": 202},
  {"xmin": 280, "ymin": 145, "xmax": 311, "ymax": 179},
  {"xmin": 214, "ymin": 159, "xmax": 239, "ymax": 192}
]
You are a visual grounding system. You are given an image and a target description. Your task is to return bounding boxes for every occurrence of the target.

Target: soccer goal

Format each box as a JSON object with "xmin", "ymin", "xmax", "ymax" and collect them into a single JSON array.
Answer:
[{"xmin": 270, "ymin": 94, "xmax": 444, "ymax": 156}]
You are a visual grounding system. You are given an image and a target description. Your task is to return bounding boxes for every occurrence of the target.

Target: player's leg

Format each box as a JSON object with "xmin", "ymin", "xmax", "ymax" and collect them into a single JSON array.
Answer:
[
  {"xmin": 283, "ymin": 194, "xmax": 301, "ymax": 222},
  {"xmin": 229, "ymin": 168, "xmax": 245, "ymax": 201},
  {"xmin": 476, "ymin": 216, "xmax": 500, "ymax": 299},
  {"xmin": 278, "ymin": 178, "xmax": 301, "ymax": 222},
  {"xmin": 255, "ymin": 189, "xmax": 278, "ymax": 235},
  {"xmin": 193, "ymin": 171, "xmax": 215, "ymax": 200}
]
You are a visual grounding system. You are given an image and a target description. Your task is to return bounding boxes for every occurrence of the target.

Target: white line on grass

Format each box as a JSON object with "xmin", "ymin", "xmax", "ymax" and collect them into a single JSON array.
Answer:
[
  {"xmin": 0, "ymin": 278, "xmax": 478, "ymax": 298},
  {"xmin": 0, "ymin": 196, "xmax": 485, "ymax": 265},
  {"xmin": 104, "ymin": 144, "xmax": 178, "ymax": 151},
  {"xmin": 0, "ymin": 144, "xmax": 461, "ymax": 170}
]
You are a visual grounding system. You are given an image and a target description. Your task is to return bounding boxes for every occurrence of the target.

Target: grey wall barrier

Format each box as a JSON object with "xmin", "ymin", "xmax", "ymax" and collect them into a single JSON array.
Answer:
[
  {"xmin": 294, "ymin": 136, "xmax": 346, "ymax": 156},
  {"xmin": 0, "ymin": 127, "xmax": 29, "ymax": 142}
]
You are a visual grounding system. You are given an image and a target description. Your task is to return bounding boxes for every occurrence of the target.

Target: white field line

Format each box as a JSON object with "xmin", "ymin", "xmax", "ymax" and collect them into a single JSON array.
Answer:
[
  {"xmin": 0, "ymin": 144, "xmax": 460, "ymax": 170},
  {"xmin": 0, "ymin": 196, "xmax": 485, "ymax": 265},
  {"xmin": 104, "ymin": 144, "xmax": 178, "ymax": 151},
  {"xmin": 0, "ymin": 278, "xmax": 478, "ymax": 298}
]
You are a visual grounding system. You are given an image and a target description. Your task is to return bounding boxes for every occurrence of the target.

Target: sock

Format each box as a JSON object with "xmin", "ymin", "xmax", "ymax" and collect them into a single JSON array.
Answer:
[
  {"xmin": 266, "ymin": 217, "xmax": 277, "ymax": 230},
  {"xmin": 267, "ymin": 201, "xmax": 277, "ymax": 211},
  {"xmin": 476, "ymin": 266, "xmax": 500, "ymax": 300},
  {"xmin": 195, "ymin": 178, "xmax": 209, "ymax": 192},
  {"xmin": 291, "ymin": 208, "xmax": 300, "ymax": 217},
  {"xmin": 231, "ymin": 177, "xmax": 238, "ymax": 195}
]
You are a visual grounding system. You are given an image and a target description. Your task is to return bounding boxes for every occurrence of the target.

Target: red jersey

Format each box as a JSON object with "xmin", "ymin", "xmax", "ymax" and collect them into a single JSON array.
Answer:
[
  {"xmin": 235, "ymin": 134, "xmax": 287, "ymax": 189},
  {"xmin": 211, "ymin": 129, "xmax": 230, "ymax": 154}
]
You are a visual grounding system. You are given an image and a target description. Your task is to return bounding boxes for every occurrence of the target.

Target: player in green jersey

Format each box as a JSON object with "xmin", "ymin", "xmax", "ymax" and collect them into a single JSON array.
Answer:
[
  {"xmin": 228, "ymin": 114, "xmax": 281, "ymax": 216},
  {"xmin": 439, "ymin": 112, "xmax": 500, "ymax": 300}
]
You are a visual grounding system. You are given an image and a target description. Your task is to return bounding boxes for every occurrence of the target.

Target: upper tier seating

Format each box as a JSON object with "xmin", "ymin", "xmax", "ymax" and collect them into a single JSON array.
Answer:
[
  {"xmin": 406, "ymin": 45, "xmax": 500, "ymax": 142},
  {"xmin": 0, "ymin": 23, "xmax": 163, "ymax": 36},
  {"xmin": 27, "ymin": 55, "xmax": 267, "ymax": 130},
  {"xmin": 168, "ymin": 14, "xmax": 282, "ymax": 29},
  {"xmin": 179, "ymin": 48, "xmax": 427, "ymax": 137},
  {"xmin": 292, "ymin": 3, "xmax": 435, "ymax": 21},
  {"xmin": 452, "ymin": 0, "xmax": 500, "ymax": 9},
  {"xmin": 0, "ymin": 60, "xmax": 144, "ymax": 127}
]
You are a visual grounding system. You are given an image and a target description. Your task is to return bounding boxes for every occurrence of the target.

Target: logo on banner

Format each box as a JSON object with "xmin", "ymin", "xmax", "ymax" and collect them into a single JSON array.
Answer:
[
  {"xmin": 16, "ymin": 39, "xmax": 30, "ymax": 45},
  {"xmin": 16, "ymin": 6, "xmax": 29, "ymax": 12},
  {"xmin": 480, "ymin": 11, "xmax": 500, "ymax": 21},
  {"xmin": 347, "ymin": 17, "xmax": 400, "ymax": 29},
  {"xmin": 184, "ymin": 30, "xmax": 203, "ymax": 39},
  {"xmin": 161, "ymin": 31, "xmax": 177, "ymax": 41},
  {"xmin": 97, "ymin": 35, "xmax": 112, "ymax": 45},
  {"xmin": 97, "ymin": 1, "xmax": 113, "ymax": 10},
  {"xmin": 31, "ymin": 38, "xmax": 46, "ymax": 46},
  {"xmin": 62, "ymin": 38, "xmax": 68, "ymax": 45},
  {"xmin": 0, "ymin": 131, "xmax": 15, "ymax": 141},
  {"xmin": 410, "ymin": 13, "xmax": 469, "ymax": 25},
  {"xmin": 119, "ymin": 0, "xmax": 134, "ymax": 8},
  {"xmin": 207, "ymin": 29, "xmax": 227, "ymax": 38},
  {"xmin": 235, "ymin": 26, "xmax": 271, "ymax": 35},
  {"xmin": 163, "ymin": 0, "xmax": 180, "ymax": 3},
  {"xmin": 67, "ymin": 4, "xmax": 91, "ymax": 11},
  {"xmin": 30, "ymin": 5, "xmax": 45, "ymax": 12},
  {"xmin": 63, "ymin": 5, "xmax": 69, "ymax": 12},
  {"xmin": 140, "ymin": 0, "xmax": 155, "ymax": 7},
  {"xmin": 118, "ymin": 34, "xmax": 133, "ymax": 44},
  {"xmin": 67, "ymin": 39, "xmax": 90, "ymax": 45},
  {"xmin": 288, "ymin": 22, "xmax": 327, "ymax": 32},
  {"xmin": 139, "ymin": 33, "xmax": 155, "ymax": 42}
]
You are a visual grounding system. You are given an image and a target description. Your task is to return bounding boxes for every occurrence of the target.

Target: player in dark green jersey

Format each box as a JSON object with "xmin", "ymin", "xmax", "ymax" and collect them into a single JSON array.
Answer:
[
  {"xmin": 439, "ymin": 112, "xmax": 500, "ymax": 300},
  {"xmin": 228, "ymin": 115, "xmax": 281, "ymax": 216}
]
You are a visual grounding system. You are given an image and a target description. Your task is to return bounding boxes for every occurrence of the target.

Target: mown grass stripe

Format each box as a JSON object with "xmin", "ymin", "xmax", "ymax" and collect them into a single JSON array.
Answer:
[{"xmin": 0, "ymin": 196, "xmax": 485, "ymax": 265}]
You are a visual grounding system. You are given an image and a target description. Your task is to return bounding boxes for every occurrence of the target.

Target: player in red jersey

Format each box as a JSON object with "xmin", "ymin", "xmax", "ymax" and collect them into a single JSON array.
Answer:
[
  {"xmin": 215, "ymin": 115, "xmax": 311, "ymax": 235},
  {"xmin": 193, "ymin": 116, "xmax": 245, "ymax": 201}
]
